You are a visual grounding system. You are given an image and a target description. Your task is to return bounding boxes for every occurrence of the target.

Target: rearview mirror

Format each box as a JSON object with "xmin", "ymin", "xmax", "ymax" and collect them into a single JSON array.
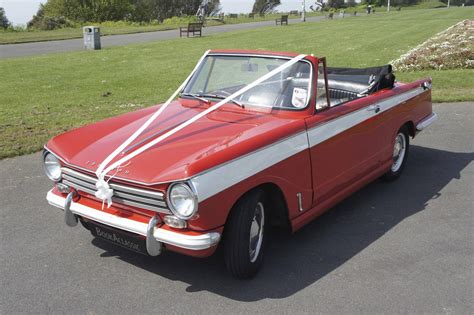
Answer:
[{"xmin": 241, "ymin": 63, "xmax": 258, "ymax": 72}]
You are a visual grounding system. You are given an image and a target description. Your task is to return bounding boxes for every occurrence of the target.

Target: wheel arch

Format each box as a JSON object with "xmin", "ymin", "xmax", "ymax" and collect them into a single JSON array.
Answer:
[
  {"xmin": 224, "ymin": 182, "xmax": 291, "ymax": 234},
  {"xmin": 403, "ymin": 120, "xmax": 416, "ymax": 138}
]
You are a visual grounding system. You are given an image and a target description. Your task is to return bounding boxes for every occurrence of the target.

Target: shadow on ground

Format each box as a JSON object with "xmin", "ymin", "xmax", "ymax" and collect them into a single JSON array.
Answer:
[{"xmin": 90, "ymin": 145, "xmax": 473, "ymax": 301}]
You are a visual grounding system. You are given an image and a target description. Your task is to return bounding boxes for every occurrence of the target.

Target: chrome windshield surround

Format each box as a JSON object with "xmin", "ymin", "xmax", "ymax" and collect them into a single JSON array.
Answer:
[
  {"xmin": 185, "ymin": 53, "xmax": 314, "ymax": 111},
  {"xmin": 60, "ymin": 167, "xmax": 171, "ymax": 214}
]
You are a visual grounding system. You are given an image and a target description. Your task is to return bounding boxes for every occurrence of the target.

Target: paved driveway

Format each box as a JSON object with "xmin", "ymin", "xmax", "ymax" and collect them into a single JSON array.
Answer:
[
  {"xmin": 0, "ymin": 16, "xmax": 329, "ymax": 60},
  {"xmin": 1, "ymin": 103, "xmax": 473, "ymax": 313}
]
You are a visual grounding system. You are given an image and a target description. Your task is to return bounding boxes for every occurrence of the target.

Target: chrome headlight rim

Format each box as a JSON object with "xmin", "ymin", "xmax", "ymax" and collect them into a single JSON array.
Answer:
[
  {"xmin": 166, "ymin": 182, "xmax": 198, "ymax": 220},
  {"xmin": 43, "ymin": 151, "xmax": 62, "ymax": 182}
]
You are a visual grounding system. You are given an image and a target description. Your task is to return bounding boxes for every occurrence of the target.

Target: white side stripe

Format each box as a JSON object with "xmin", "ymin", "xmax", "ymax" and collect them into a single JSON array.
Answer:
[
  {"xmin": 308, "ymin": 87, "xmax": 424, "ymax": 147},
  {"xmin": 191, "ymin": 87, "xmax": 426, "ymax": 202},
  {"xmin": 190, "ymin": 132, "xmax": 309, "ymax": 202}
]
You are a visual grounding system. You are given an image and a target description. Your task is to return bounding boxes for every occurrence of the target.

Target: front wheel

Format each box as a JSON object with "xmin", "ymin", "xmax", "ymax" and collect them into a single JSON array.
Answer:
[
  {"xmin": 382, "ymin": 126, "xmax": 410, "ymax": 181},
  {"xmin": 224, "ymin": 189, "xmax": 267, "ymax": 279}
]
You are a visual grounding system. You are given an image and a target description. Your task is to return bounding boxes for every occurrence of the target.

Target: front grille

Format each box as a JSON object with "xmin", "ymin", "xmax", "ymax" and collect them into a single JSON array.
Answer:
[{"xmin": 61, "ymin": 167, "xmax": 170, "ymax": 214}]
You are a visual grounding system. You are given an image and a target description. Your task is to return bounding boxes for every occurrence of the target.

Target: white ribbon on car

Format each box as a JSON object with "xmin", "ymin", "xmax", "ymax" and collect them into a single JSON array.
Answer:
[{"xmin": 94, "ymin": 52, "xmax": 307, "ymax": 207}]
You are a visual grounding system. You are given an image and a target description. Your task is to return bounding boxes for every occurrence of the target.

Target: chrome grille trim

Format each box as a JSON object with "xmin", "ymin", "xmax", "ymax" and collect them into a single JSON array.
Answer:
[{"xmin": 61, "ymin": 168, "xmax": 170, "ymax": 214}]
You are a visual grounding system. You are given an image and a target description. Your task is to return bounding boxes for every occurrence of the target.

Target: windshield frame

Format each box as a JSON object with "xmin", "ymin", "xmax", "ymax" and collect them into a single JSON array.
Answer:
[{"xmin": 181, "ymin": 53, "xmax": 314, "ymax": 111}]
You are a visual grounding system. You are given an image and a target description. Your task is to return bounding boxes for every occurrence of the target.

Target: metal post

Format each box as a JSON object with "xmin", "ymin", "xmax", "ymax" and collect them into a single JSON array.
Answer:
[
  {"xmin": 447, "ymin": 0, "xmax": 450, "ymax": 8},
  {"xmin": 301, "ymin": 0, "xmax": 306, "ymax": 22},
  {"xmin": 387, "ymin": 0, "xmax": 391, "ymax": 12}
]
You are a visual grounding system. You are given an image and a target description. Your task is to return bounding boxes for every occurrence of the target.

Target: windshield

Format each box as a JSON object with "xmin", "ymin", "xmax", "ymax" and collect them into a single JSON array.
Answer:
[{"xmin": 182, "ymin": 55, "xmax": 312, "ymax": 110}]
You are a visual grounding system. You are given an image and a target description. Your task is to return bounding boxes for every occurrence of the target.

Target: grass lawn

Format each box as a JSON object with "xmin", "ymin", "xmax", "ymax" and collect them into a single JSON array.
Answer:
[
  {"xmin": 0, "ymin": 7, "xmax": 472, "ymax": 159},
  {"xmin": 0, "ymin": 13, "xmax": 321, "ymax": 45}
]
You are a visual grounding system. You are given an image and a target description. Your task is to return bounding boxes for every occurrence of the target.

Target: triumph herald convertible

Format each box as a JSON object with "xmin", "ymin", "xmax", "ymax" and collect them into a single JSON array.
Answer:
[{"xmin": 44, "ymin": 50, "xmax": 437, "ymax": 279}]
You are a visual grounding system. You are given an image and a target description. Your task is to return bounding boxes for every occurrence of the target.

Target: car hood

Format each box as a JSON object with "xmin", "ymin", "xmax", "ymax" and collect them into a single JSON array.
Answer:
[{"xmin": 46, "ymin": 100, "xmax": 306, "ymax": 185}]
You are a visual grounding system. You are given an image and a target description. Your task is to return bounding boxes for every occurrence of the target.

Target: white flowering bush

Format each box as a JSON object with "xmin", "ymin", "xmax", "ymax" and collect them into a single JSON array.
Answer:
[{"xmin": 391, "ymin": 19, "xmax": 473, "ymax": 72}]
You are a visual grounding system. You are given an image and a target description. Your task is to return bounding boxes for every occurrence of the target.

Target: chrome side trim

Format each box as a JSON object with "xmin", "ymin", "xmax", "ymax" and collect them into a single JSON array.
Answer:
[
  {"xmin": 307, "ymin": 87, "xmax": 425, "ymax": 147},
  {"xmin": 416, "ymin": 112, "xmax": 438, "ymax": 131},
  {"xmin": 47, "ymin": 190, "xmax": 220, "ymax": 251},
  {"xmin": 190, "ymin": 131, "xmax": 309, "ymax": 202},
  {"xmin": 297, "ymin": 192, "xmax": 303, "ymax": 212}
]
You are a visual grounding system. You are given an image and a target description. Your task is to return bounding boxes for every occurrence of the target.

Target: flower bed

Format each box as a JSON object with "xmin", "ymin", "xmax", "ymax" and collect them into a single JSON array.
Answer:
[{"xmin": 391, "ymin": 19, "xmax": 473, "ymax": 71}]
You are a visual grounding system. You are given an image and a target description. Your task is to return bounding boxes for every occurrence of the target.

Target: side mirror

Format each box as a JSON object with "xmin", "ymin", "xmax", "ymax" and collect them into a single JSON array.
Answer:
[{"xmin": 421, "ymin": 81, "xmax": 432, "ymax": 90}]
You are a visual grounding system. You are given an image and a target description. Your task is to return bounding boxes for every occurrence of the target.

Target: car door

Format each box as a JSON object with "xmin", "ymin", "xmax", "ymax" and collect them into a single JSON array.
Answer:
[{"xmin": 305, "ymin": 59, "xmax": 385, "ymax": 206}]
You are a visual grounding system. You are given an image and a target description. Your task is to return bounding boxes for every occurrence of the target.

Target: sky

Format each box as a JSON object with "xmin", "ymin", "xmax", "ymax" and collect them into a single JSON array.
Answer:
[{"xmin": 0, "ymin": 0, "xmax": 309, "ymax": 26}]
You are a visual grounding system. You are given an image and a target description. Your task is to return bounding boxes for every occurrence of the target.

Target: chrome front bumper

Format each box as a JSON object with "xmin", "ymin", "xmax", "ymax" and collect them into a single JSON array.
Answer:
[
  {"xmin": 416, "ymin": 112, "xmax": 438, "ymax": 131},
  {"xmin": 46, "ymin": 190, "xmax": 220, "ymax": 255}
]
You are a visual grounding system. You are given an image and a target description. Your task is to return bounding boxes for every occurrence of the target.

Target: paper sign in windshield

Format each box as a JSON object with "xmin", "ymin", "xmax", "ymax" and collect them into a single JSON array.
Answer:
[{"xmin": 292, "ymin": 88, "xmax": 308, "ymax": 108}]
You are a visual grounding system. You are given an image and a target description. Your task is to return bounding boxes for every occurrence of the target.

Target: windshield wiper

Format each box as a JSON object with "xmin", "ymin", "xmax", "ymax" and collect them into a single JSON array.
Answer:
[
  {"xmin": 180, "ymin": 93, "xmax": 210, "ymax": 104},
  {"xmin": 198, "ymin": 93, "xmax": 245, "ymax": 108}
]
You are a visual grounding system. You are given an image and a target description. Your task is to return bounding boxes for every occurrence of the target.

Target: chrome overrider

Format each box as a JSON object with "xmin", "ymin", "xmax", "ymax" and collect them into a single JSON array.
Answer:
[{"xmin": 47, "ymin": 190, "xmax": 221, "ymax": 256}]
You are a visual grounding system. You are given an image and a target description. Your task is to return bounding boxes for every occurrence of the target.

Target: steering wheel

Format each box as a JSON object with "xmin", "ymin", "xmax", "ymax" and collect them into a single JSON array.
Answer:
[{"xmin": 211, "ymin": 89, "xmax": 232, "ymax": 97}]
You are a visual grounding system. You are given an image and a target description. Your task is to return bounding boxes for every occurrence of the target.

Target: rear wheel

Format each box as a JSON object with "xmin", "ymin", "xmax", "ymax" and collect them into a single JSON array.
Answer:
[
  {"xmin": 382, "ymin": 126, "xmax": 410, "ymax": 181},
  {"xmin": 224, "ymin": 189, "xmax": 267, "ymax": 279}
]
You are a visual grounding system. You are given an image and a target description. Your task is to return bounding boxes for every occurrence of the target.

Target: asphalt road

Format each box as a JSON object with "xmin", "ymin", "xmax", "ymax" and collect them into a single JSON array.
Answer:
[
  {"xmin": 0, "ymin": 16, "xmax": 330, "ymax": 60},
  {"xmin": 1, "ymin": 103, "xmax": 473, "ymax": 314}
]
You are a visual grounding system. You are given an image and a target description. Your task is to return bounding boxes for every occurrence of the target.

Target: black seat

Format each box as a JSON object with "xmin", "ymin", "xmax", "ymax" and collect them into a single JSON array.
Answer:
[
  {"xmin": 327, "ymin": 75, "xmax": 369, "ymax": 94},
  {"xmin": 327, "ymin": 65, "xmax": 395, "ymax": 94}
]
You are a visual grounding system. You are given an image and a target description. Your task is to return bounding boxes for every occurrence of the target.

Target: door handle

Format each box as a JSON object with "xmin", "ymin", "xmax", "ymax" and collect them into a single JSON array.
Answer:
[{"xmin": 368, "ymin": 105, "xmax": 381, "ymax": 113}]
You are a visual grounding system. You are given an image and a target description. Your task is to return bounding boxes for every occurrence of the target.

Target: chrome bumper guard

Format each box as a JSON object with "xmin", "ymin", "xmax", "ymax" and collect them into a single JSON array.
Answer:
[
  {"xmin": 47, "ymin": 190, "xmax": 220, "ymax": 255},
  {"xmin": 416, "ymin": 112, "xmax": 438, "ymax": 131}
]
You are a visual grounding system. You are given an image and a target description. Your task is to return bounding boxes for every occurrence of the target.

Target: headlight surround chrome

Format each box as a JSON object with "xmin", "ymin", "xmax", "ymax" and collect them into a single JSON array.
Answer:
[
  {"xmin": 43, "ymin": 152, "xmax": 62, "ymax": 181},
  {"xmin": 167, "ymin": 182, "xmax": 198, "ymax": 220}
]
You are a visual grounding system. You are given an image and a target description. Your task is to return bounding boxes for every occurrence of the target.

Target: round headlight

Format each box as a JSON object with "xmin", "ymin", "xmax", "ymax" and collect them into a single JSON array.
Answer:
[
  {"xmin": 167, "ymin": 183, "xmax": 198, "ymax": 219},
  {"xmin": 43, "ymin": 153, "xmax": 62, "ymax": 181}
]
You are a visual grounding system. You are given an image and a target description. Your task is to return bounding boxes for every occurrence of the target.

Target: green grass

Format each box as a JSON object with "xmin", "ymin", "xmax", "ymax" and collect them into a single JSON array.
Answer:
[
  {"xmin": 0, "ymin": 7, "xmax": 472, "ymax": 159},
  {"xmin": 0, "ymin": 13, "xmax": 322, "ymax": 45},
  {"xmin": 402, "ymin": 0, "xmax": 447, "ymax": 9}
]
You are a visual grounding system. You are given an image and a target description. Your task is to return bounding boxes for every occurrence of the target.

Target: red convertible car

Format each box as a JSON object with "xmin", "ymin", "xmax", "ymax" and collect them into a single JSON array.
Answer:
[{"xmin": 44, "ymin": 50, "xmax": 437, "ymax": 278}]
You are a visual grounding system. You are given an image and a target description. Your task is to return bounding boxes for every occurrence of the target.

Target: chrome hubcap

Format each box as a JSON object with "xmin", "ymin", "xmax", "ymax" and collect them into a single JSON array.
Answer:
[
  {"xmin": 391, "ymin": 133, "xmax": 406, "ymax": 172},
  {"xmin": 249, "ymin": 202, "xmax": 264, "ymax": 263}
]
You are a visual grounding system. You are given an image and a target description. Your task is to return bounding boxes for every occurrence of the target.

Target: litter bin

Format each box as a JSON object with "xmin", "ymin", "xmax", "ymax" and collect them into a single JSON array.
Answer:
[{"xmin": 83, "ymin": 26, "xmax": 101, "ymax": 50}]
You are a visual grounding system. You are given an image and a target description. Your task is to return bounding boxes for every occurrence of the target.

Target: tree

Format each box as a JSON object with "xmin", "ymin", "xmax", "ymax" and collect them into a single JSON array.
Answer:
[
  {"xmin": 0, "ymin": 7, "xmax": 10, "ymax": 29},
  {"xmin": 204, "ymin": 0, "xmax": 221, "ymax": 16},
  {"xmin": 346, "ymin": 0, "xmax": 357, "ymax": 7},
  {"xmin": 252, "ymin": 0, "xmax": 281, "ymax": 14},
  {"xmin": 26, "ymin": 0, "xmax": 223, "ymax": 27},
  {"xmin": 327, "ymin": 0, "xmax": 344, "ymax": 8},
  {"xmin": 440, "ymin": 0, "xmax": 473, "ymax": 5}
]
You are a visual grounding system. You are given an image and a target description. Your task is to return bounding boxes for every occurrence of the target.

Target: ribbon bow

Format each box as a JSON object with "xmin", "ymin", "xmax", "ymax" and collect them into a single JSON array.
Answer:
[{"xmin": 95, "ymin": 178, "xmax": 114, "ymax": 209}]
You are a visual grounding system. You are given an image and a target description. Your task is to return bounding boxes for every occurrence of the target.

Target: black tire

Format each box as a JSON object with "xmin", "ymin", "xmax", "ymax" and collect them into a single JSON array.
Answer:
[
  {"xmin": 382, "ymin": 125, "xmax": 410, "ymax": 181},
  {"xmin": 224, "ymin": 189, "xmax": 267, "ymax": 279}
]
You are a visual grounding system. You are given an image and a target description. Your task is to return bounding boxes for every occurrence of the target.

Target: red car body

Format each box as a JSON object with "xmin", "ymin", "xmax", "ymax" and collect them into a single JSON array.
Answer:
[{"xmin": 44, "ymin": 50, "xmax": 436, "ymax": 275}]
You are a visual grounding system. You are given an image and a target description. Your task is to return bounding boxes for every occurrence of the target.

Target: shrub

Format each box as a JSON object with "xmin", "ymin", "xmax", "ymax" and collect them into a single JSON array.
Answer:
[
  {"xmin": 162, "ymin": 16, "xmax": 197, "ymax": 25},
  {"xmin": 28, "ymin": 15, "xmax": 74, "ymax": 30}
]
